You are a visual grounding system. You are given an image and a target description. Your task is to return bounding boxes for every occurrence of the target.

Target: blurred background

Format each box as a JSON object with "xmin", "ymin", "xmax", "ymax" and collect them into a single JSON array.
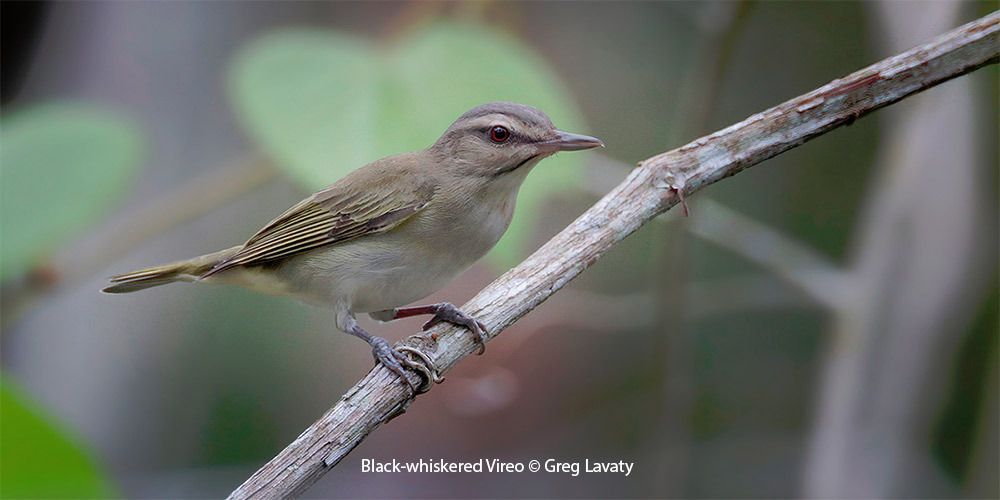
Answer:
[{"xmin": 1, "ymin": 1, "xmax": 997, "ymax": 498}]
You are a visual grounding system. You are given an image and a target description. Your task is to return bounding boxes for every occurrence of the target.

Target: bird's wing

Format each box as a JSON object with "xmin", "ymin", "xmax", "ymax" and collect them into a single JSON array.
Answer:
[{"xmin": 202, "ymin": 179, "xmax": 435, "ymax": 277}]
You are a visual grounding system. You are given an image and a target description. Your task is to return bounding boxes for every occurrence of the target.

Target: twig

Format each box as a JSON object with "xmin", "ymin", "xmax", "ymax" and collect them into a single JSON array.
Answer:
[
  {"xmin": 688, "ymin": 199, "xmax": 849, "ymax": 308},
  {"xmin": 649, "ymin": 4, "xmax": 753, "ymax": 493},
  {"xmin": 229, "ymin": 13, "xmax": 998, "ymax": 499},
  {"xmin": 583, "ymin": 156, "xmax": 849, "ymax": 309}
]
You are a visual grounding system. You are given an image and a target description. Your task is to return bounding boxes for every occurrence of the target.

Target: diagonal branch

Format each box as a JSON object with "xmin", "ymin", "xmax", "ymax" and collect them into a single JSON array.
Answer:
[
  {"xmin": 688, "ymin": 199, "xmax": 850, "ymax": 309},
  {"xmin": 229, "ymin": 12, "xmax": 998, "ymax": 499}
]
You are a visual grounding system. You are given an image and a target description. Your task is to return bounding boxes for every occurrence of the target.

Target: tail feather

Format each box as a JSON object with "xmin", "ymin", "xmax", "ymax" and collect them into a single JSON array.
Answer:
[{"xmin": 102, "ymin": 246, "xmax": 240, "ymax": 294}]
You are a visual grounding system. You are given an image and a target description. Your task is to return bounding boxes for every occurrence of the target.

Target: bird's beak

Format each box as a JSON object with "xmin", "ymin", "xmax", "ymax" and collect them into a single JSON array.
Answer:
[{"xmin": 541, "ymin": 130, "xmax": 605, "ymax": 152}]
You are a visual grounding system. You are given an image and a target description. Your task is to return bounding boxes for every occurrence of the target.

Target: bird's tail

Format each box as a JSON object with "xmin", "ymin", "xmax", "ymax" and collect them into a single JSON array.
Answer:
[{"xmin": 101, "ymin": 246, "xmax": 240, "ymax": 294}]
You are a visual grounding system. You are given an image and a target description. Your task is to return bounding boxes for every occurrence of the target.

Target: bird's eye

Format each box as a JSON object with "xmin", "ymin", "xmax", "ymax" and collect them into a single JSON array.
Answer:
[{"xmin": 489, "ymin": 125, "xmax": 511, "ymax": 144}]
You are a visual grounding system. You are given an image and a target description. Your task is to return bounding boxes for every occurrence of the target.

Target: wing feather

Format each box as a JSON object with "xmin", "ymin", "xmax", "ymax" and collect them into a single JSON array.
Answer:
[{"xmin": 202, "ymin": 179, "xmax": 434, "ymax": 277}]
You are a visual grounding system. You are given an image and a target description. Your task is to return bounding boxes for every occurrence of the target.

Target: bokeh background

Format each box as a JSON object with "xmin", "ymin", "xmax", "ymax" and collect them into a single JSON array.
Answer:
[{"xmin": 1, "ymin": 1, "xmax": 997, "ymax": 498}]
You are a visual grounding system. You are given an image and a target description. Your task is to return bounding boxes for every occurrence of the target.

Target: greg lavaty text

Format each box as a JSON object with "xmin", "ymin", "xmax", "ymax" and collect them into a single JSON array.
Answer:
[{"xmin": 361, "ymin": 458, "xmax": 634, "ymax": 477}]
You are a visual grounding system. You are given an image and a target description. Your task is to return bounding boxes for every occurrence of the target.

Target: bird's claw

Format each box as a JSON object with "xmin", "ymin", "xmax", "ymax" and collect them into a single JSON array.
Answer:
[
  {"xmin": 421, "ymin": 304, "xmax": 488, "ymax": 355},
  {"xmin": 397, "ymin": 345, "xmax": 444, "ymax": 392},
  {"xmin": 369, "ymin": 337, "xmax": 425, "ymax": 393},
  {"xmin": 369, "ymin": 336, "xmax": 443, "ymax": 394}
]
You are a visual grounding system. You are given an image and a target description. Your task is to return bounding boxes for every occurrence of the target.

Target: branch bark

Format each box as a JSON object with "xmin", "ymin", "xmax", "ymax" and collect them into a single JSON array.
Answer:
[{"xmin": 229, "ymin": 13, "xmax": 999, "ymax": 499}]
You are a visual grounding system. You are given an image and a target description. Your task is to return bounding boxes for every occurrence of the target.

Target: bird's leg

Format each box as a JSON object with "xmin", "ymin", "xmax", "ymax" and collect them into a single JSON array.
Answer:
[
  {"xmin": 379, "ymin": 303, "xmax": 488, "ymax": 355},
  {"xmin": 341, "ymin": 314, "xmax": 426, "ymax": 392}
]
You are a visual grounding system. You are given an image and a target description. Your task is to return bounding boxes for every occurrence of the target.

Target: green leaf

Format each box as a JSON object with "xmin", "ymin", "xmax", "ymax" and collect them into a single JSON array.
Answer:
[
  {"xmin": 0, "ymin": 103, "xmax": 142, "ymax": 281},
  {"xmin": 229, "ymin": 31, "xmax": 379, "ymax": 186},
  {"xmin": 228, "ymin": 22, "xmax": 587, "ymax": 269},
  {"xmin": 0, "ymin": 376, "xmax": 116, "ymax": 498}
]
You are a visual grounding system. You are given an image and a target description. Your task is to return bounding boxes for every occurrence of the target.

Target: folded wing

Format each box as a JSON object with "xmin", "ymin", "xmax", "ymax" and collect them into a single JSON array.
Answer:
[{"xmin": 202, "ymin": 179, "xmax": 435, "ymax": 277}]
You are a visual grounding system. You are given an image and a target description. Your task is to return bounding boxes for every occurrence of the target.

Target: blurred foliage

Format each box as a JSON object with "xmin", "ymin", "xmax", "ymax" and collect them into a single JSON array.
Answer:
[
  {"xmin": 934, "ymin": 282, "xmax": 999, "ymax": 482},
  {"xmin": 168, "ymin": 288, "xmax": 307, "ymax": 467},
  {"xmin": 228, "ymin": 21, "xmax": 586, "ymax": 269},
  {"xmin": 0, "ymin": 103, "xmax": 141, "ymax": 281},
  {"xmin": 0, "ymin": 376, "xmax": 115, "ymax": 498},
  {"xmin": 198, "ymin": 392, "xmax": 279, "ymax": 466}
]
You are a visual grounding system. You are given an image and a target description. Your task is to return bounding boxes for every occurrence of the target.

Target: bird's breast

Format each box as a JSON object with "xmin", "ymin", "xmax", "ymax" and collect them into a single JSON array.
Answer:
[
  {"xmin": 274, "ymin": 185, "xmax": 520, "ymax": 313},
  {"xmin": 422, "ymin": 189, "xmax": 517, "ymax": 261}
]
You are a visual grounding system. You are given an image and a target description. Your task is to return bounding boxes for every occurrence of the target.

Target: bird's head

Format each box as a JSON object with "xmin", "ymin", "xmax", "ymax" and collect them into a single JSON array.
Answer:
[{"xmin": 430, "ymin": 102, "xmax": 603, "ymax": 179}]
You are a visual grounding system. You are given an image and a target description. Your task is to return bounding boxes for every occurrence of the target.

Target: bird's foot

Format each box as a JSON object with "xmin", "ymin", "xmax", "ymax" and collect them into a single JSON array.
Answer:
[
  {"xmin": 374, "ymin": 302, "xmax": 489, "ymax": 355},
  {"xmin": 419, "ymin": 303, "xmax": 488, "ymax": 355},
  {"xmin": 397, "ymin": 344, "xmax": 445, "ymax": 387},
  {"xmin": 345, "ymin": 317, "xmax": 439, "ymax": 394},
  {"xmin": 368, "ymin": 336, "xmax": 432, "ymax": 393}
]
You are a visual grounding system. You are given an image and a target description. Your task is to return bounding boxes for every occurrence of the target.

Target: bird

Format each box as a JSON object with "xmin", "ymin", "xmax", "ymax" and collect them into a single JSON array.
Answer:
[{"xmin": 103, "ymin": 102, "xmax": 603, "ymax": 390}]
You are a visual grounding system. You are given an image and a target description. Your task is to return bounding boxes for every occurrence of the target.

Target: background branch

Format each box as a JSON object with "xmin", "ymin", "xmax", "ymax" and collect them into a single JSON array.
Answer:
[
  {"xmin": 688, "ymin": 199, "xmax": 848, "ymax": 308},
  {"xmin": 229, "ymin": 13, "xmax": 998, "ymax": 499},
  {"xmin": 0, "ymin": 155, "xmax": 278, "ymax": 329},
  {"xmin": 803, "ymin": 4, "xmax": 999, "ymax": 496},
  {"xmin": 583, "ymin": 154, "xmax": 845, "ymax": 309}
]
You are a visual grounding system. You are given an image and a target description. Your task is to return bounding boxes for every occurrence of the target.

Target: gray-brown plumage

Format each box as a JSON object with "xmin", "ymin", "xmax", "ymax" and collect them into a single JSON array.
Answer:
[{"xmin": 104, "ymin": 102, "xmax": 603, "ymax": 390}]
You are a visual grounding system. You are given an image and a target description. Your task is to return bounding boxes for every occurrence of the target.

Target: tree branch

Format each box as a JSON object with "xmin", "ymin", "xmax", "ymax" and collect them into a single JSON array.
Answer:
[
  {"xmin": 688, "ymin": 199, "xmax": 849, "ymax": 308},
  {"xmin": 229, "ymin": 13, "xmax": 998, "ymax": 499}
]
